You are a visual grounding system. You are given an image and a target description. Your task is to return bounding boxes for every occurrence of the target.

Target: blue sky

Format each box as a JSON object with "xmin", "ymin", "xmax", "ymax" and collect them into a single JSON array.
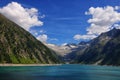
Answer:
[{"xmin": 0, "ymin": 0, "xmax": 120, "ymax": 45}]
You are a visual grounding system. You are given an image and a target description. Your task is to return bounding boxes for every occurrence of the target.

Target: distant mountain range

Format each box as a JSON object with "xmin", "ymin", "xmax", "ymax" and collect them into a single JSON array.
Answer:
[
  {"xmin": 45, "ymin": 43, "xmax": 77, "ymax": 56},
  {"xmin": 45, "ymin": 41, "xmax": 89, "ymax": 62},
  {"xmin": 0, "ymin": 14, "xmax": 61, "ymax": 64}
]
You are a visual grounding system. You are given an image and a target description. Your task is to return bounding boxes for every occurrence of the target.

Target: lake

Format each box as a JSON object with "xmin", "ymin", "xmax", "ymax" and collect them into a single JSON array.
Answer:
[{"xmin": 0, "ymin": 64, "xmax": 120, "ymax": 80}]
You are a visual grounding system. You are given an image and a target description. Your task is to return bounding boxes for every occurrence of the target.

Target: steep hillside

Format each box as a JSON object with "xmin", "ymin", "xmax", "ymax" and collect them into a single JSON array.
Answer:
[
  {"xmin": 75, "ymin": 28, "xmax": 120, "ymax": 66},
  {"xmin": 0, "ymin": 13, "xmax": 60, "ymax": 64}
]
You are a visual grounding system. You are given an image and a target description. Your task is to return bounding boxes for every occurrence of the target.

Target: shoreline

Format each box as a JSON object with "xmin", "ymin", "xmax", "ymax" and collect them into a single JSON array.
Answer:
[
  {"xmin": 0, "ymin": 64, "xmax": 62, "ymax": 66},
  {"xmin": 0, "ymin": 64, "xmax": 119, "ymax": 67}
]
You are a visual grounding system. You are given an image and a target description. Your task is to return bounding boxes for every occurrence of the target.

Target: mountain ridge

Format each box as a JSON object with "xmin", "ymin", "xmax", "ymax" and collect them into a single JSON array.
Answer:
[
  {"xmin": 74, "ymin": 28, "xmax": 120, "ymax": 66},
  {"xmin": 0, "ymin": 13, "xmax": 61, "ymax": 64}
]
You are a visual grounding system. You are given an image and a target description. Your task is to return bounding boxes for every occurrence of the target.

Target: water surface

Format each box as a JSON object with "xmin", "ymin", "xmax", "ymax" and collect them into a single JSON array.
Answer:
[{"xmin": 0, "ymin": 64, "xmax": 120, "ymax": 80}]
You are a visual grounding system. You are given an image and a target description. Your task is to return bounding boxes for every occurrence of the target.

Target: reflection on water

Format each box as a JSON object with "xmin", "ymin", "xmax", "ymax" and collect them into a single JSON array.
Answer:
[{"xmin": 0, "ymin": 64, "xmax": 120, "ymax": 80}]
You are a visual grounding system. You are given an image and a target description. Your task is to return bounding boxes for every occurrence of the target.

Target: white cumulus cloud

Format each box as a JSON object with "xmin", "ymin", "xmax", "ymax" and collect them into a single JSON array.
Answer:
[
  {"xmin": 73, "ymin": 34, "xmax": 96, "ymax": 40},
  {"xmin": 86, "ymin": 6, "xmax": 120, "ymax": 35},
  {"xmin": 0, "ymin": 2, "xmax": 43, "ymax": 31},
  {"xmin": 74, "ymin": 6, "xmax": 120, "ymax": 40},
  {"xmin": 37, "ymin": 34, "xmax": 48, "ymax": 43}
]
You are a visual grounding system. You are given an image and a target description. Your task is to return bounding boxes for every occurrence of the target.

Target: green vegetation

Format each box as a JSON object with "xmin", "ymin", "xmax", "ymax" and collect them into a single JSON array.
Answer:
[{"xmin": 0, "ymin": 14, "xmax": 61, "ymax": 64}]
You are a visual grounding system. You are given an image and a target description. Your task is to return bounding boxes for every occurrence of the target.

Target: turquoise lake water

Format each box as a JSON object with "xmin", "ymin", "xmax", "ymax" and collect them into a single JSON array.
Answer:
[{"xmin": 0, "ymin": 64, "xmax": 120, "ymax": 80}]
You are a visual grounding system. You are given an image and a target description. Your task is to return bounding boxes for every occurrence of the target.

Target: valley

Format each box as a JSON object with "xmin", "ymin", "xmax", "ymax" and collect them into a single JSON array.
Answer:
[{"xmin": 0, "ymin": 13, "xmax": 120, "ymax": 66}]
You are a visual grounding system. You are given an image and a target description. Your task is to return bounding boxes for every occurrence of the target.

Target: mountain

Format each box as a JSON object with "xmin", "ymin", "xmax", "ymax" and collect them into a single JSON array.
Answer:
[
  {"xmin": 64, "ymin": 41, "xmax": 90, "ymax": 63},
  {"xmin": 45, "ymin": 43, "xmax": 78, "ymax": 57},
  {"xmin": 75, "ymin": 28, "xmax": 120, "ymax": 66},
  {"xmin": 45, "ymin": 43, "xmax": 78, "ymax": 63},
  {"xmin": 45, "ymin": 42, "xmax": 90, "ymax": 63},
  {"xmin": 0, "ymin": 13, "xmax": 61, "ymax": 64}
]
